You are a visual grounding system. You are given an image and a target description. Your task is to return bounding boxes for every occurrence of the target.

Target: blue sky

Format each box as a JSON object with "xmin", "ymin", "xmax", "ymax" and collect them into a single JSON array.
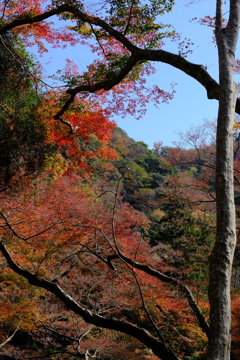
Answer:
[{"xmin": 31, "ymin": 0, "xmax": 236, "ymax": 148}]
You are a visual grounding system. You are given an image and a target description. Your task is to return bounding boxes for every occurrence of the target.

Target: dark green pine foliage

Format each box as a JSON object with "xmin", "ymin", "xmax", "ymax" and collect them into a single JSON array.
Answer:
[{"xmin": 0, "ymin": 33, "xmax": 54, "ymax": 189}]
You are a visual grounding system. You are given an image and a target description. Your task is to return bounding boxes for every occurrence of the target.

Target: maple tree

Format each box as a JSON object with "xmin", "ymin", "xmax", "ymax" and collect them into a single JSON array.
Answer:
[
  {"xmin": 0, "ymin": 1, "xmax": 240, "ymax": 360},
  {"xmin": 39, "ymin": 92, "xmax": 118, "ymax": 176},
  {"xmin": 0, "ymin": 171, "xmax": 212, "ymax": 360}
]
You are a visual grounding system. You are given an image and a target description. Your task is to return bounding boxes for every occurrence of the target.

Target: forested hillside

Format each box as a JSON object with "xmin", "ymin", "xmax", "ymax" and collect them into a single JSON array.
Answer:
[
  {"xmin": 0, "ymin": 95, "xmax": 240, "ymax": 359},
  {"xmin": 0, "ymin": 107, "xmax": 217, "ymax": 360},
  {"xmin": 2, "ymin": 1, "xmax": 240, "ymax": 360}
]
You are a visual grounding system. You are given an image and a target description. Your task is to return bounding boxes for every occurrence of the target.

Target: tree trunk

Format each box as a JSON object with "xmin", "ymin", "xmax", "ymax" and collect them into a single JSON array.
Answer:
[{"xmin": 208, "ymin": 1, "xmax": 240, "ymax": 359}]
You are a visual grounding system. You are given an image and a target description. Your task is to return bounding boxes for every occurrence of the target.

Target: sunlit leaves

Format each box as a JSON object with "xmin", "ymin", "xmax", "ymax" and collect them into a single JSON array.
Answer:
[
  {"xmin": 0, "ymin": 0, "xmax": 178, "ymax": 118},
  {"xmin": 40, "ymin": 96, "xmax": 118, "ymax": 175}
]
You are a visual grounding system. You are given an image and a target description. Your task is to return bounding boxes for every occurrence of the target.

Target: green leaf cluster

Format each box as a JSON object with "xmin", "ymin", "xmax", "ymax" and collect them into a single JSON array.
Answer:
[
  {"xmin": 110, "ymin": 127, "xmax": 173, "ymax": 213},
  {"xmin": 0, "ymin": 33, "xmax": 54, "ymax": 188}
]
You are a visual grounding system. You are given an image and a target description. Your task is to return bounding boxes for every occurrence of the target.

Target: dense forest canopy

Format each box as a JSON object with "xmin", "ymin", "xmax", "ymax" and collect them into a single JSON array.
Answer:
[{"xmin": 1, "ymin": 1, "xmax": 240, "ymax": 360}]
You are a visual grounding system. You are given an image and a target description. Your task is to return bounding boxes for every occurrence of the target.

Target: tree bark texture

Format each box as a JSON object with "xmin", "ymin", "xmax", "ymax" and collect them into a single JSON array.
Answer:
[{"xmin": 208, "ymin": 1, "xmax": 240, "ymax": 359}]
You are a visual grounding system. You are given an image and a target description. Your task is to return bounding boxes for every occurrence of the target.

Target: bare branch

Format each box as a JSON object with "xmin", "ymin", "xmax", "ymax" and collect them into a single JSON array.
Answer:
[
  {"xmin": 108, "ymin": 251, "xmax": 210, "ymax": 338},
  {"xmin": 0, "ymin": 211, "xmax": 52, "ymax": 243},
  {"xmin": 0, "ymin": 242, "xmax": 180, "ymax": 360},
  {"xmin": 0, "ymin": 318, "xmax": 21, "ymax": 349},
  {"xmin": 58, "ymin": 116, "xmax": 74, "ymax": 133},
  {"xmin": 0, "ymin": 35, "xmax": 53, "ymax": 90},
  {"xmin": 1, "ymin": 3, "xmax": 240, "ymax": 117},
  {"xmin": 124, "ymin": 0, "xmax": 135, "ymax": 36}
]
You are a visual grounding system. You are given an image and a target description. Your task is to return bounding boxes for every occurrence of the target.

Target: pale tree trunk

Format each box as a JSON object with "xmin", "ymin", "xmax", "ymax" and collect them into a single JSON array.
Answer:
[{"xmin": 208, "ymin": 1, "xmax": 240, "ymax": 359}]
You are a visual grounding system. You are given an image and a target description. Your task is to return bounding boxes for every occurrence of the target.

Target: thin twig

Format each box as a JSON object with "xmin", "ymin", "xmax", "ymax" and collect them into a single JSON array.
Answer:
[
  {"xmin": 124, "ymin": 0, "xmax": 135, "ymax": 36},
  {"xmin": 0, "ymin": 317, "xmax": 21, "ymax": 349},
  {"xmin": 0, "ymin": 35, "xmax": 53, "ymax": 90}
]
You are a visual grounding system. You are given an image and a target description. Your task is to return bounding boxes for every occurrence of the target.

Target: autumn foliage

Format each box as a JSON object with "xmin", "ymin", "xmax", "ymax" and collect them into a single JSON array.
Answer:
[{"xmin": 1, "ymin": 1, "xmax": 240, "ymax": 360}]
